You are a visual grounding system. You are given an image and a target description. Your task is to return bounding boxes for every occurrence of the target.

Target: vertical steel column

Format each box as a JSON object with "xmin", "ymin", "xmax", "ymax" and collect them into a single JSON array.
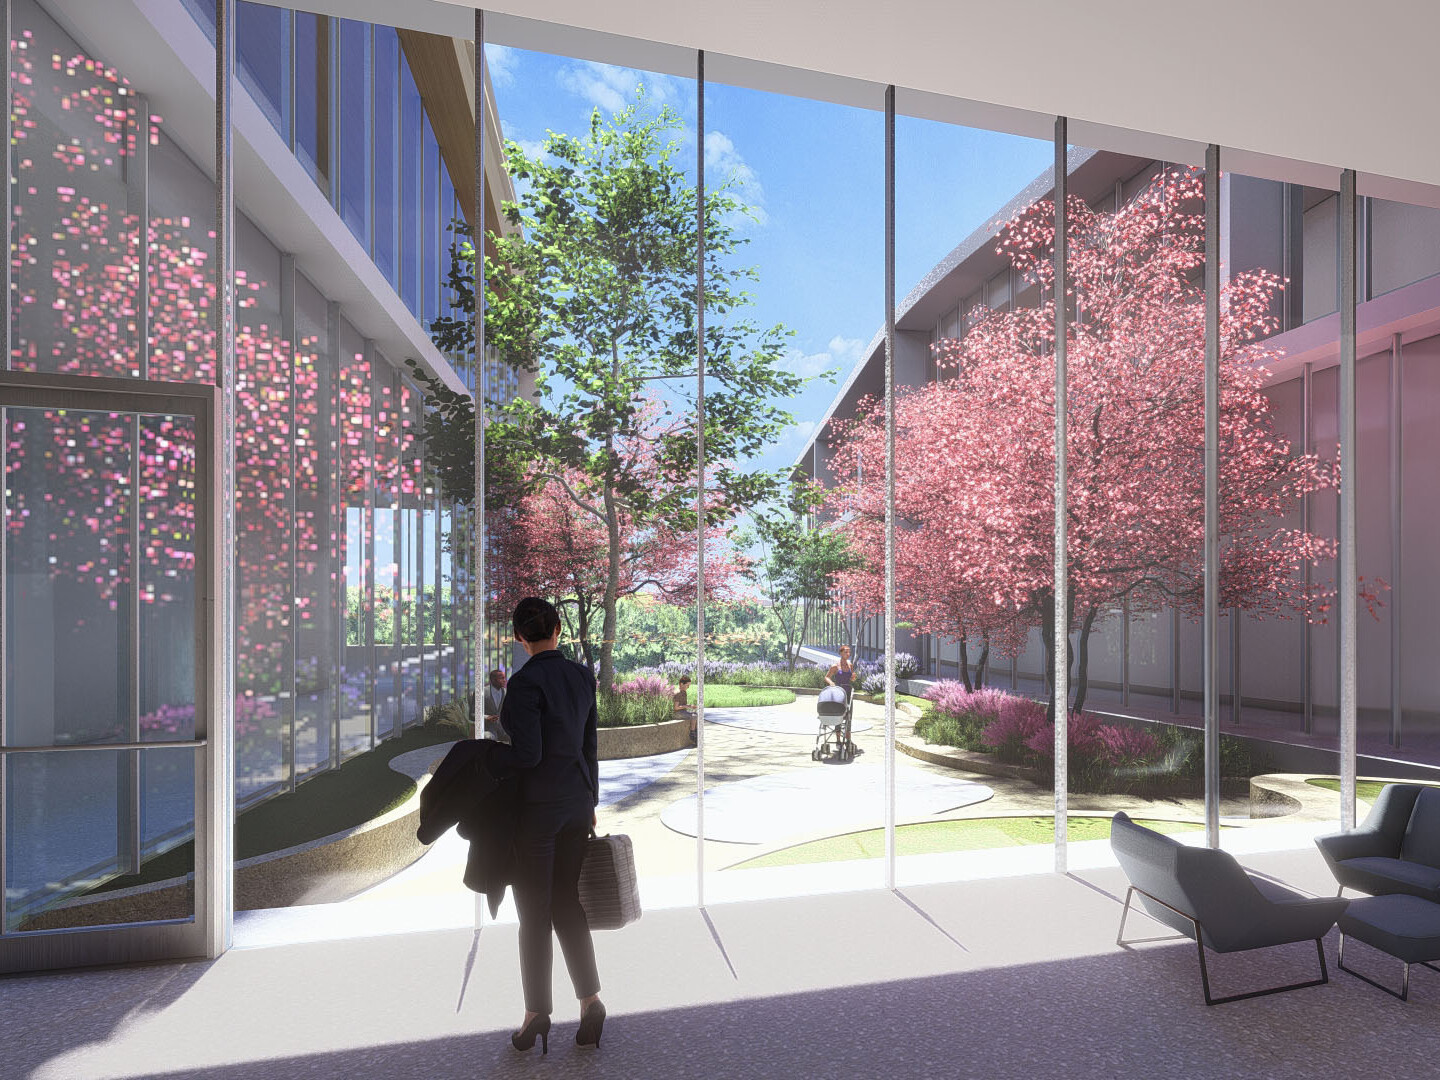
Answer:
[
  {"xmin": 364, "ymin": 341, "xmax": 377, "ymax": 749},
  {"xmin": 119, "ymin": 91, "xmax": 152, "ymax": 875},
  {"xmin": 883, "ymin": 85, "xmax": 897, "ymax": 888},
  {"xmin": 0, "ymin": 0, "xmax": 11, "ymax": 935},
  {"xmin": 129, "ymin": 96, "xmax": 152, "ymax": 370},
  {"xmin": 326, "ymin": 300, "xmax": 342, "ymax": 770},
  {"xmin": 279, "ymin": 254, "xmax": 297, "ymax": 786},
  {"xmin": 1302, "ymin": 361, "xmax": 1314, "ymax": 732},
  {"xmin": 1203, "ymin": 145, "xmax": 1221, "ymax": 849},
  {"xmin": 1229, "ymin": 609, "xmax": 1241, "ymax": 725},
  {"xmin": 1052, "ymin": 117, "xmax": 1069, "ymax": 871},
  {"xmin": 435, "ymin": 493, "xmax": 443, "ymax": 702},
  {"xmin": 391, "ymin": 368, "xmax": 403, "ymax": 735},
  {"xmin": 473, "ymin": 11, "xmax": 486, "ymax": 751},
  {"xmin": 214, "ymin": 0, "xmax": 237, "ymax": 955},
  {"xmin": 695, "ymin": 50, "xmax": 708, "ymax": 905},
  {"xmin": 1122, "ymin": 596, "xmax": 1131, "ymax": 708},
  {"xmin": 416, "ymin": 466, "xmax": 426, "ymax": 716},
  {"xmin": 1339, "ymin": 169, "xmax": 1358, "ymax": 830},
  {"xmin": 1171, "ymin": 607, "xmax": 1181, "ymax": 713},
  {"xmin": 1389, "ymin": 333, "xmax": 1402, "ymax": 747}
]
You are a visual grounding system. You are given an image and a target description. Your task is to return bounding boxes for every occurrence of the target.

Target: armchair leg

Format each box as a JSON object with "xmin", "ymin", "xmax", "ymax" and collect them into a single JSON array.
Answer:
[
  {"xmin": 1117, "ymin": 885, "xmax": 1331, "ymax": 1005},
  {"xmin": 1338, "ymin": 931, "xmax": 1424, "ymax": 1002},
  {"xmin": 1196, "ymin": 936, "xmax": 1330, "ymax": 1006},
  {"xmin": 1116, "ymin": 886, "xmax": 1187, "ymax": 948}
]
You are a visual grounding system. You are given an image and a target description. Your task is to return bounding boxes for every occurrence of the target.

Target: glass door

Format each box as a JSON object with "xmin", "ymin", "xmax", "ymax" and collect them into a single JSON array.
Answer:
[{"xmin": 0, "ymin": 371, "xmax": 223, "ymax": 973}]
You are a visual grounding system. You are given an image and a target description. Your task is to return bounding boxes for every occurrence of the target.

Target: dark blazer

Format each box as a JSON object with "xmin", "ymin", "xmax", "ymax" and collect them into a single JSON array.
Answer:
[
  {"xmin": 494, "ymin": 649, "xmax": 600, "ymax": 809},
  {"xmin": 416, "ymin": 738, "xmax": 518, "ymax": 916}
]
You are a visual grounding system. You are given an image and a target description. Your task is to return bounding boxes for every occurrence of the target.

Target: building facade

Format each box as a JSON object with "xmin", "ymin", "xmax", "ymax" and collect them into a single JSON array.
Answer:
[{"xmin": 3, "ymin": 0, "xmax": 513, "ymax": 930}]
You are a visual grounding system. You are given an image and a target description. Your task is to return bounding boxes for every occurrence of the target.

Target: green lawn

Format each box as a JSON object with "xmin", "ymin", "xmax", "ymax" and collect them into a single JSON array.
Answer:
[
  {"xmin": 728, "ymin": 815, "xmax": 1206, "ymax": 870},
  {"xmin": 94, "ymin": 726, "xmax": 459, "ymax": 893},
  {"xmin": 690, "ymin": 685, "xmax": 795, "ymax": 708},
  {"xmin": 1306, "ymin": 778, "xmax": 1440, "ymax": 801}
]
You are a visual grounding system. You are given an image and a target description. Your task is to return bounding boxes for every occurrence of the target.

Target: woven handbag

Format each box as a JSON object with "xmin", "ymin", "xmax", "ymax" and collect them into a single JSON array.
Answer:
[{"xmin": 577, "ymin": 831, "xmax": 641, "ymax": 930}]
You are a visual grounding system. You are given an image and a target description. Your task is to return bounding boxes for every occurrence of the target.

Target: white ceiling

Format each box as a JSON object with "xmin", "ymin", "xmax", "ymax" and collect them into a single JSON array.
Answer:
[{"xmin": 273, "ymin": 0, "xmax": 1440, "ymax": 204}]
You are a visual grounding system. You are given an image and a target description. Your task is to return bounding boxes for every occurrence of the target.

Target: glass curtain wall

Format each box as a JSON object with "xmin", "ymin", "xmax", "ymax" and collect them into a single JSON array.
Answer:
[
  {"xmin": 1052, "ymin": 142, "xmax": 1218, "ymax": 852},
  {"xmin": 4, "ymin": 0, "xmax": 480, "ymax": 931},
  {"xmin": 887, "ymin": 112, "xmax": 1060, "ymax": 881},
  {"xmin": 4, "ymin": 0, "xmax": 212, "ymax": 931},
  {"xmin": 699, "ymin": 78, "xmax": 884, "ymax": 901},
  {"xmin": 15, "ymin": 0, "xmax": 1417, "ymax": 935}
]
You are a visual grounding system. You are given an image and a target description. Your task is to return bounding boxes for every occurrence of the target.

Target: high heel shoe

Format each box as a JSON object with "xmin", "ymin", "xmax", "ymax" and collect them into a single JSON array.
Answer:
[
  {"xmin": 575, "ymin": 1000, "xmax": 606, "ymax": 1048},
  {"xmin": 511, "ymin": 1014, "xmax": 551, "ymax": 1055}
]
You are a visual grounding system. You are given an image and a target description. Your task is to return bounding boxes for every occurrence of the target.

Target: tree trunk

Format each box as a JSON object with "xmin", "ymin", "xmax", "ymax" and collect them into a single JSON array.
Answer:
[
  {"xmin": 598, "ymin": 456, "xmax": 622, "ymax": 693},
  {"xmin": 576, "ymin": 603, "xmax": 594, "ymax": 671},
  {"xmin": 957, "ymin": 636, "xmax": 973, "ymax": 692},
  {"xmin": 1070, "ymin": 605, "xmax": 1099, "ymax": 716},
  {"xmin": 794, "ymin": 599, "xmax": 812, "ymax": 671},
  {"xmin": 976, "ymin": 635, "xmax": 991, "ymax": 690}
]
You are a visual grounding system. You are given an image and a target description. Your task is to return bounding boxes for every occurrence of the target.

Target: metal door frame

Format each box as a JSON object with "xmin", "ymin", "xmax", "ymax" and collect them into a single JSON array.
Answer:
[{"xmin": 0, "ymin": 369, "xmax": 226, "ymax": 974}]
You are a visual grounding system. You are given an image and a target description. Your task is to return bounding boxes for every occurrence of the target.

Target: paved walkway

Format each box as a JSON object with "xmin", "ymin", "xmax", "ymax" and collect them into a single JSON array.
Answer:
[{"xmin": 234, "ymin": 692, "xmax": 1341, "ymax": 948}]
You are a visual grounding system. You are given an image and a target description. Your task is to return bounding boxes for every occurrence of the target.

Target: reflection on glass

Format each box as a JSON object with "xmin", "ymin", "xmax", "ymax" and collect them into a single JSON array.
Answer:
[
  {"xmin": 234, "ymin": 218, "xmax": 292, "ymax": 801},
  {"xmin": 338, "ymin": 19, "xmax": 372, "ymax": 246},
  {"xmin": 294, "ymin": 275, "xmax": 334, "ymax": 776},
  {"xmin": 373, "ymin": 26, "xmax": 401, "ymax": 286},
  {"xmin": 11, "ymin": 0, "xmax": 135, "ymax": 377},
  {"xmin": 4, "ymin": 748, "xmax": 196, "ymax": 932},
  {"xmin": 400, "ymin": 54, "xmax": 424, "ymax": 317},
  {"xmin": 339, "ymin": 327, "xmax": 373, "ymax": 757},
  {"xmin": 238, "ymin": 1, "xmax": 289, "ymax": 143},
  {"xmin": 294, "ymin": 12, "xmax": 331, "ymax": 194}
]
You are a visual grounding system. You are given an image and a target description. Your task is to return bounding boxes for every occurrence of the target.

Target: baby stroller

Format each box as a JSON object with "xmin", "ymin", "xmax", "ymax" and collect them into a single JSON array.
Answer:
[{"xmin": 812, "ymin": 685, "xmax": 854, "ymax": 763}]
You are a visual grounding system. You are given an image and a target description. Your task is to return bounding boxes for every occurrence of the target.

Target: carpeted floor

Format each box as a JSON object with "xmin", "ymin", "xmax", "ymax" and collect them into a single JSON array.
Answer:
[{"xmin": 6, "ymin": 847, "xmax": 1438, "ymax": 1079}]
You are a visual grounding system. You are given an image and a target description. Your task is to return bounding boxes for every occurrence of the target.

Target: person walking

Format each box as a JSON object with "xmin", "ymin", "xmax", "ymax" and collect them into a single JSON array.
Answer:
[
  {"xmin": 493, "ymin": 597, "xmax": 606, "ymax": 1054},
  {"xmin": 826, "ymin": 644, "xmax": 855, "ymax": 698}
]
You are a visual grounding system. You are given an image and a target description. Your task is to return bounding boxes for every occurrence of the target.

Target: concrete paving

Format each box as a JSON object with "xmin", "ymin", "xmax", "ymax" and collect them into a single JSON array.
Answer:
[{"xmin": 229, "ymin": 692, "xmax": 1342, "ymax": 951}]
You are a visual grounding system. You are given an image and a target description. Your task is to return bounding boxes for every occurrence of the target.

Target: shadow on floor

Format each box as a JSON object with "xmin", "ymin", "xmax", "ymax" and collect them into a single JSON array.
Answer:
[{"xmin": 30, "ymin": 932, "xmax": 1440, "ymax": 1080}]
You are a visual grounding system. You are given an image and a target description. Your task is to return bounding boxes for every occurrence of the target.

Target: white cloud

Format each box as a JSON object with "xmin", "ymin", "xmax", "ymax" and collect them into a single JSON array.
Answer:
[
  {"xmin": 557, "ymin": 61, "xmax": 680, "ymax": 115},
  {"xmin": 787, "ymin": 418, "xmax": 818, "ymax": 445},
  {"xmin": 513, "ymin": 136, "xmax": 548, "ymax": 162},
  {"xmin": 785, "ymin": 335, "xmax": 867, "ymax": 380},
  {"xmin": 484, "ymin": 44, "xmax": 519, "ymax": 87},
  {"xmin": 704, "ymin": 129, "xmax": 767, "ymax": 228},
  {"xmin": 826, "ymin": 335, "xmax": 867, "ymax": 369}
]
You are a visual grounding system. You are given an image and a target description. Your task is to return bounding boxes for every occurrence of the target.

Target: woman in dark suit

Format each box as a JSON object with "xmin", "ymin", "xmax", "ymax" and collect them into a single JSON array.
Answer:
[{"xmin": 494, "ymin": 597, "xmax": 606, "ymax": 1053}]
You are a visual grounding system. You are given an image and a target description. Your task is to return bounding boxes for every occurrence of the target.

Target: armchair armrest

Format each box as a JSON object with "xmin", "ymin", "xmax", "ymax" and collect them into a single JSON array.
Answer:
[{"xmin": 1315, "ymin": 827, "xmax": 1389, "ymax": 865}]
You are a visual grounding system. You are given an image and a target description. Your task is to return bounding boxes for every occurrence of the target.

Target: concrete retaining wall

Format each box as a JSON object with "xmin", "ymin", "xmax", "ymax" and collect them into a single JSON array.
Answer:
[{"xmin": 597, "ymin": 716, "xmax": 691, "ymax": 759}]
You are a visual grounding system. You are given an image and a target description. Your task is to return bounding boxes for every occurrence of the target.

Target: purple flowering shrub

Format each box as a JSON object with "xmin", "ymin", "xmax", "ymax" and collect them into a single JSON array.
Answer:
[
  {"xmin": 915, "ymin": 680, "xmax": 1165, "ymax": 793},
  {"xmin": 630, "ymin": 659, "xmax": 827, "ymax": 689},
  {"xmin": 616, "ymin": 673, "xmax": 673, "ymax": 698}
]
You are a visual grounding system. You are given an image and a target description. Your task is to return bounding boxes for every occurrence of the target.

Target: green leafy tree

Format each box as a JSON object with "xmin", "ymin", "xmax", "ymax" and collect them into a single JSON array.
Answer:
[
  {"xmin": 751, "ymin": 483, "xmax": 859, "ymax": 669},
  {"xmin": 413, "ymin": 91, "xmax": 813, "ymax": 691}
]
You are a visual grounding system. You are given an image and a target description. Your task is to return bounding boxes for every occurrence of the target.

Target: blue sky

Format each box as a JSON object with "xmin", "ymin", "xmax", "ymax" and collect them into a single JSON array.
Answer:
[{"xmin": 483, "ymin": 45, "xmax": 1053, "ymax": 475}]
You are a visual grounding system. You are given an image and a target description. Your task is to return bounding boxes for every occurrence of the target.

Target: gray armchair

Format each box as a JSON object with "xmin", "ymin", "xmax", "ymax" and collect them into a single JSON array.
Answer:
[
  {"xmin": 1315, "ymin": 784, "xmax": 1440, "ymax": 901},
  {"xmin": 1111, "ymin": 812, "xmax": 1349, "ymax": 1004}
]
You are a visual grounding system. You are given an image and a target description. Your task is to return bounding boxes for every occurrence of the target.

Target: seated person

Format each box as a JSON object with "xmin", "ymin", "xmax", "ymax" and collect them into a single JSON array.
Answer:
[
  {"xmin": 482, "ymin": 668, "xmax": 510, "ymax": 743},
  {"xmin": 825, "ymin": 644, "xmax": 855, "ymax": 698},
  {"xmin": 675, "ymin": 675, "xmax": 696, "ymax": 743}
]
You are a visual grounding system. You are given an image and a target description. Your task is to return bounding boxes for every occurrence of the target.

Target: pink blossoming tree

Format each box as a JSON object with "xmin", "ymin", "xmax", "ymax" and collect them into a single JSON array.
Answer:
[{"xmin": 830, "ymin": 168, "xmax": 1376, "ymax": 719}]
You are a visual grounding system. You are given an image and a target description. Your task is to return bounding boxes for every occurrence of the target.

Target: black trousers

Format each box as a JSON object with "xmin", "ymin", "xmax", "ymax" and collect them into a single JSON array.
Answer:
[{"xmin": 513, "ymin": 801, "xmax": 601, "ymax": 1014}]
